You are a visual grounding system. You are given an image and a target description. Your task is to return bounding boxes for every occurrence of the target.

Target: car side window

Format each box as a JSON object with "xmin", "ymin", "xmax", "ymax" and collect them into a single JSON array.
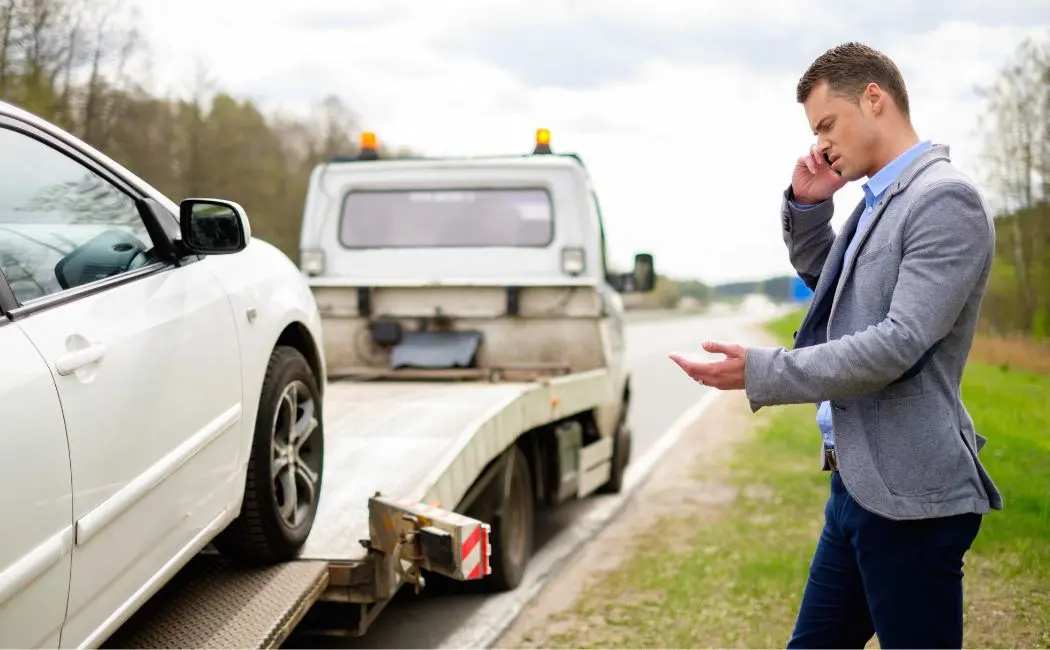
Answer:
[{"xmin": 0, "ymin": 126, "xmax": 158, "ymax": 304}]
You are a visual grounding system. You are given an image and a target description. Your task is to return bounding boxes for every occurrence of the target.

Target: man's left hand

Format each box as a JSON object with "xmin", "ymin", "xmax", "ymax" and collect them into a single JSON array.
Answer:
[{"xmin": 668, "ymin": 341, "xmax": 748, "ymax": 390}]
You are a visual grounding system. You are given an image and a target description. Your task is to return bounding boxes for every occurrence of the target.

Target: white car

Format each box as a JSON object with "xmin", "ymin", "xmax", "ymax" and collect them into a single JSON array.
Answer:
[{"xmin": 0, "ymin": 100, "xmax": 327, "ymax": 648}]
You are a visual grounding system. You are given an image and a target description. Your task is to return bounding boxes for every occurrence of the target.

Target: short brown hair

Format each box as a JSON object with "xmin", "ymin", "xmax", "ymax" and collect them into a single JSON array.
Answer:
[{"xmin": 796, "ymin": 42, "xmax": 910, "ymax": 118}]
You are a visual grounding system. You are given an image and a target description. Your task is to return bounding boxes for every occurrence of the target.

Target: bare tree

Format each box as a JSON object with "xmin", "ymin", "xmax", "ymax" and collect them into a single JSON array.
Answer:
[{"xmin": 977, "ymin": 36, "xmax": 1050, "ymax": 335}]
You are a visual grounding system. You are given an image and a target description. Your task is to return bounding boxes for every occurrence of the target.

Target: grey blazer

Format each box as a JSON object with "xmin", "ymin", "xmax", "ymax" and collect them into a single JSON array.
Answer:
[{"xmin": 744, "ymin": 144, "xmax": 1003, "ymax": 521}]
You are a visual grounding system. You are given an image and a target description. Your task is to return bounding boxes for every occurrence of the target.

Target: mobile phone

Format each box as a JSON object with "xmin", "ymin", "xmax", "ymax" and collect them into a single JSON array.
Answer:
[{"xmin": 823, "ymin": 152, "xmax": 843, "ymax": 176}]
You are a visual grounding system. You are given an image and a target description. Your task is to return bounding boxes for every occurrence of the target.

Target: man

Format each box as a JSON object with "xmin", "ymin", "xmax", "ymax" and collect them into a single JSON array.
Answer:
[{"xmin": 669, "ymin": 42, "xmax": 1003, "ymax": 649}]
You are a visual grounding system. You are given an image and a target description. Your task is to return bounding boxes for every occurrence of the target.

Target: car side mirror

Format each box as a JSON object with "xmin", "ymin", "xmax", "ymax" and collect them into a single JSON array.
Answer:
[{"xmin": 179, "ymin": 198, "xmax": 251, "ymax": 255}]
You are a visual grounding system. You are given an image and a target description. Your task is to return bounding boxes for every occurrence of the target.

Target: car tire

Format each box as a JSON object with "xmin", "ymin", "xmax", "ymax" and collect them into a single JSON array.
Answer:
[
  {"xmin": 214, "ymin": 345, "xmax": 325, "ymax": 564},
  {"xmin": 485, "ymin": 445, "xmax": 534, "ymax": 591}
]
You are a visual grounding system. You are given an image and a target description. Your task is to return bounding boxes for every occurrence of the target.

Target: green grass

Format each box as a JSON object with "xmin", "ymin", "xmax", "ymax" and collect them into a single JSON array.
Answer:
[
  {"xmin": 963, "ymin": 363, "xmax": 1050, "ymax": 569},
  {"xmin": 535, "ymin": 309, "xmax": 1050, "ymax": 648},
  {"xmin": 765, "ymin": 309, "xmax": 803, "ymax": 347}
]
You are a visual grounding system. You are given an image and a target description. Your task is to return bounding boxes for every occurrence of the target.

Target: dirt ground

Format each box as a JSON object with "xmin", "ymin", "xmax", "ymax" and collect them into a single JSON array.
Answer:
[{"xmin": 495, "ymin": 386, "xmax": 759, "ymax": 648}]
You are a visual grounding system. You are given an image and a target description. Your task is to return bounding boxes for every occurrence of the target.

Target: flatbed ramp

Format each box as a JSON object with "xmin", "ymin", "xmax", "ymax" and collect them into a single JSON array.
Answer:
[{"xmin": 101, "ymin": 556, "xmax": 328, "ymax": 649}]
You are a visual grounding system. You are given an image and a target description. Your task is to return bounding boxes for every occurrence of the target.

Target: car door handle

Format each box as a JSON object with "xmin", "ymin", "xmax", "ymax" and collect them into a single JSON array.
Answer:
[{"xmin": 56, "ymin": 344, "xmax": 106, "ymax": 376}]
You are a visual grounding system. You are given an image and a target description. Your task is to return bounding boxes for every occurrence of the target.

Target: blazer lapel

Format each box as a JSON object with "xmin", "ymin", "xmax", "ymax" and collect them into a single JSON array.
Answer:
[
  {"xmin": 824, "ymin": 201, "xmax": 866, "ymax": 293},
  {"xmin": 839, "ymin": 193, "xmax": 894, "ymax": 285},
  {"xmin": 792, "ymin": 199, "xmax": 865, "ymax": 349}
]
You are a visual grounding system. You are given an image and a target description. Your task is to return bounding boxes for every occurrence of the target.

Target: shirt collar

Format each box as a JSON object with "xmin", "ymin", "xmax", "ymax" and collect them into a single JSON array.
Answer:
[{"xmin": 863, "ymin": 139, "xmax": 932, "ymax": 208}]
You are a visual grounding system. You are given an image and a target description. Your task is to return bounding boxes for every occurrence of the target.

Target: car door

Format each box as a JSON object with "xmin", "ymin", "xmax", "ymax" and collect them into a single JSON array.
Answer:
[
  {"xmin": 0, "ymin": 120, "xmax": 244, "ymax": 648},
  {"xmin": 0, "ymin": 319, "xmax": 73, "ymax": 649}
]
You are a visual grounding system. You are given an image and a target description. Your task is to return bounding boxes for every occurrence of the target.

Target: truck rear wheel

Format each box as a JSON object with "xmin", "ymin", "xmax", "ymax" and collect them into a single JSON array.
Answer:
[
  {"xmin": 486, "ymin": 445, "xmax": 534, "ymax": 591},
  {"xmin": 215, "ymin": 345, "xmax": 325, "ymax": 564},
  {"xmin": 599, "ymin": 418, "xmax": 632, "ymax": 494}
]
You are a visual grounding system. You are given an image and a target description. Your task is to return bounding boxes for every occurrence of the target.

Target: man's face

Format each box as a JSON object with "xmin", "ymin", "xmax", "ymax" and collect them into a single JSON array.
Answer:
[{"xmin": 803, "ymin": 81, "xmax": 878, "ymax": 181}]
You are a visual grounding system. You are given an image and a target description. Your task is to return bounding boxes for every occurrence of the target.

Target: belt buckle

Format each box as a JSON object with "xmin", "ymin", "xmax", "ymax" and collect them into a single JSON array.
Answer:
[{"xmin": 823, "ymin": 446, "xmax": 839, "ymax": 472}]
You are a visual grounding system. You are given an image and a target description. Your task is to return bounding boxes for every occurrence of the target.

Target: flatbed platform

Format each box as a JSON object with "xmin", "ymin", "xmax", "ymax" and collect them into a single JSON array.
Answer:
[
  {"xmin": 300, "ymin": 371, "xmax": 609, "ymax": 562},
  {"xmin": 102, "ymin": 555, "xmax": 328, "ymax": 649}
]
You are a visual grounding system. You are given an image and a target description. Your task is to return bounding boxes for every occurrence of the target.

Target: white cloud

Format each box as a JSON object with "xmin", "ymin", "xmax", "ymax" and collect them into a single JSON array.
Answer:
[{"xmin": 129, "ymin": 0, "xmax": 1049, "ymax": 285}]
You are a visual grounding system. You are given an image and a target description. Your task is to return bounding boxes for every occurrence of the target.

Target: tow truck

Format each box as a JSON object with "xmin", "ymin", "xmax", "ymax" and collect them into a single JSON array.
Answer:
[{"xmin": 104, "ymin": 129, "xmax": 655, "ymax": 648}]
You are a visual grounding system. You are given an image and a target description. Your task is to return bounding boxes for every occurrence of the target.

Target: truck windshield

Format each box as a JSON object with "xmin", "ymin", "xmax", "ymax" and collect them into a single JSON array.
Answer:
[{"xmin": 338, "ymin": 187, "xmax": 554, "ymax": 248}]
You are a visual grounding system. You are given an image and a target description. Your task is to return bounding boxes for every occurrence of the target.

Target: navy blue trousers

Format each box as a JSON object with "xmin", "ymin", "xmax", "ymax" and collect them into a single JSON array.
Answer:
[{"xmin": 787, "ymin": 472, "xmax": 982, "ymax": 649}]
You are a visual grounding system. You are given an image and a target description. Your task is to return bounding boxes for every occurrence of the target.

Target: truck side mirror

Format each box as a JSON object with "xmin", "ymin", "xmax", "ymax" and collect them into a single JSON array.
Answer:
[
  {"xmin": 607, "ymin": 252, "xmax": 656, "ymax": 293},
  {"xmin": 632, "ymin": 252, "xmax": 654, "ymax": 292}
]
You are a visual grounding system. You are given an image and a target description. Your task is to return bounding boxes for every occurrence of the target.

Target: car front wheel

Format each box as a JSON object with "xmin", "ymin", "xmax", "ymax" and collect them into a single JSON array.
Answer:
[{"xmin": 214, "ymin": 345, "xmax": 325, "ymax": 564}]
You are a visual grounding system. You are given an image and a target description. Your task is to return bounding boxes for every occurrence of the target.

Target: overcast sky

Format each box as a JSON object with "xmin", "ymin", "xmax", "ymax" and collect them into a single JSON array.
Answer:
[{"xmin": 129, "ymin": 0, "xmax": 1049, "ymax": 285}]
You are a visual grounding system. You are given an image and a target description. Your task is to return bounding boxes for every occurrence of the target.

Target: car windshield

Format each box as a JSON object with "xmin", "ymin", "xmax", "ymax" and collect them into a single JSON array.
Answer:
[{"xmin": 338, "ymin": 187, "xmax": 554, "ymax": 248}]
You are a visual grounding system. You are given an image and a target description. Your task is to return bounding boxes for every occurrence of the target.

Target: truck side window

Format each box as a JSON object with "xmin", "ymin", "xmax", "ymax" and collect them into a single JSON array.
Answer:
[{"xmin": 0, "ymin": 127, "xmax": 156, "ymax": 304}]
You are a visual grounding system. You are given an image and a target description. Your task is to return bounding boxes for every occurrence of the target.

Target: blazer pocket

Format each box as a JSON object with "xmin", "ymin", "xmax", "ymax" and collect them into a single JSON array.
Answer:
[
  {"xmin": 874, "ymin": 396, "xmax": 963, "ymax": 497},
  {"xmin": 855, "ymin": 241, "xmax": 891, "ymax": 267}
]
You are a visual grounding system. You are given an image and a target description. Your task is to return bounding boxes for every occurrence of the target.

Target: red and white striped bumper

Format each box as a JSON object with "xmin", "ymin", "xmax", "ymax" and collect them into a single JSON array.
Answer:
[{"xmin": 367, "ymin": 494, "xmax": 492, "ymax": 582}]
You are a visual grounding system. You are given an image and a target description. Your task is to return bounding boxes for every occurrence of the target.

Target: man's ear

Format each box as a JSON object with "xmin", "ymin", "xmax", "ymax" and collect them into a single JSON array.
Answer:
[{"xmin": 864, "ymin": 82, "xmax": 885, "ymax": 116}]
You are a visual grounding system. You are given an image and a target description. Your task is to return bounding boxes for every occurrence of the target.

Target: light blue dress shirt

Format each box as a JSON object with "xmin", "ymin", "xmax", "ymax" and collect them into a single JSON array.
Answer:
[{"xmin": 791, "ymin": 139, "xmax": 933, "ymax": 449}]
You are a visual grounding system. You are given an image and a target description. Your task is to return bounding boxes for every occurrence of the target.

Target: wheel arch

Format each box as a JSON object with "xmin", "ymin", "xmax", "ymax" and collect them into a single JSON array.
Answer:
[{"xmin": 274, "ymin": 320, "xmax": 325, "ymax": 397}]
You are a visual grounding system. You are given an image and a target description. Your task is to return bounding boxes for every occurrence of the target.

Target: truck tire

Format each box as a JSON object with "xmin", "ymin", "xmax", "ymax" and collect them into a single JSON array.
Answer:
[
  {"xmin": 486, "ymin": 445, "xmax": 534, "ymax": 591},
  {"xmin": 599, "ymin": 418, "xmax": 632, "ymax": 494},
  {"xmin": 214, "ymin": 345, "xmax": 325, "ymax": 564}
]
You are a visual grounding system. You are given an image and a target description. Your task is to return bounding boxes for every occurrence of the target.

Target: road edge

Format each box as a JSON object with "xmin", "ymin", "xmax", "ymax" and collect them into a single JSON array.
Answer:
[{"xmin": 439, "ymin": 388, "xmax": 724, "ymax": 649}]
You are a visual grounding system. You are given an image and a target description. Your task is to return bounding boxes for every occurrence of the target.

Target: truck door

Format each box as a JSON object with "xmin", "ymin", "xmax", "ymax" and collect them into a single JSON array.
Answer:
[{"xmin": 0, "ymin": 321, "xmax": 74, "ymax": 648}]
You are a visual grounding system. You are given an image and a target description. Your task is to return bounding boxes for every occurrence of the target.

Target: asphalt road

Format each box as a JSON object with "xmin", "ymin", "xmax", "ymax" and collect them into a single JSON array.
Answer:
[{"xmin": 283, "ymin": 308, "xmax": 778, "ymax": 649}]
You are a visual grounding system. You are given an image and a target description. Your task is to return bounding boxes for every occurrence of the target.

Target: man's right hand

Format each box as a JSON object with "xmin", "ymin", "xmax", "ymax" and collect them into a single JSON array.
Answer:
[{"xmin": 792, "ymin": 144, "xmax": 847, "ymax": 204}]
